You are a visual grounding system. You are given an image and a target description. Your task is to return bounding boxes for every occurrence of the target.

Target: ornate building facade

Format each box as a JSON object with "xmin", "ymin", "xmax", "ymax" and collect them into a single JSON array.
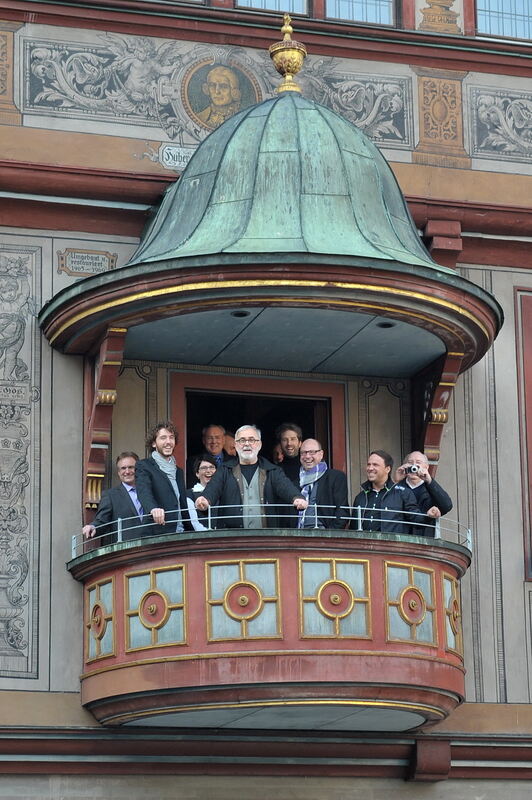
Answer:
[{"xmin": 0, "ymin": 0, "xmax": 531, "ymax": 796}]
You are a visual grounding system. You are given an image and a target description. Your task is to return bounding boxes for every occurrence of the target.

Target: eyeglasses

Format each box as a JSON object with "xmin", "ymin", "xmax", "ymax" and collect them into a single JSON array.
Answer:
[
  {"xmin": 236, "ymin": 437, "xmax": 261, "ymax": 445},
  {"xmin": 300, "ymin": 449, "xmax": 322, "ymax": 456},
  {"xmin": 198, "ymin": 465, "xmax": 216, "ymax": 471}
]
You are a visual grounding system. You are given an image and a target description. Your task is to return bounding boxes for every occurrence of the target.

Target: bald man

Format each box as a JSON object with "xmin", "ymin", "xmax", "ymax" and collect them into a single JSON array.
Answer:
[
  {"xmin": 298, "ymin": 438, "xmax": 349, "ymax": 530},
  {"xmin": 395, "ymin": 451, "xmax": 452, "ymax": 537}
]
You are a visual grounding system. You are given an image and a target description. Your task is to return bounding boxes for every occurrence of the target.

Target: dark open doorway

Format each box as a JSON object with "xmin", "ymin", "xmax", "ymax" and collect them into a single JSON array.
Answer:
[{"xmin": 186, "ymin": 390, "xmax": 331, "ymax": 463}]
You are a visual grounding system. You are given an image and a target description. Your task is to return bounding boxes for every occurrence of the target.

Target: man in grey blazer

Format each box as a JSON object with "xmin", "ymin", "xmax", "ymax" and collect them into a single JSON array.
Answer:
[{"xmin": 83, "ymin": 451, "xmax": 145, "ymax": 544}]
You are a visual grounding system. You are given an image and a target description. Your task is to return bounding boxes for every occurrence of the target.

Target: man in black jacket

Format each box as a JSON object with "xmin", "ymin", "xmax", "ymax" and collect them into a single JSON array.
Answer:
[
  {"xmin": 298, "ymin": 438, "xmax": 349, "ymax": 529},
  {"xmin": 83, "ymin": 451, "xmax": 145, "ymax": 544},
  {"xmin": 195, "ymin": 424, "xmax": 307, "ymax": 529},
  {"xmin": 186, "ymin": 423, "xmax": 232, "ymax": 486},
  {"xmin": 394, "ymin": 451, "xmax": 453, "ymax": 537},
  {"xmin": 352, "ymin": 450, "xmax": 420, "ymax": 535},
  {"xmin": 135, "ymin": 421, "xmax": 191, "ymax": 535},
  {"xmin": 275, "ymin": 422, "xmax": 303, "ymax": 485}
]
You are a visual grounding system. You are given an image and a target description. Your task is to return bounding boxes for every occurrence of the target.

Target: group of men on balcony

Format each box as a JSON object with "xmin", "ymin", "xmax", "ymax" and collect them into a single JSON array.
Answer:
[{"xmin": 82, "ymin": 420, "xmax": 452, "ymax": 545}]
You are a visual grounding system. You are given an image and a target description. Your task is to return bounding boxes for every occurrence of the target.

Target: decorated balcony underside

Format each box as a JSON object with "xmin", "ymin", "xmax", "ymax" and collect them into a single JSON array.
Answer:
[{"xmin": 68, "ymin": 530, "xmax": 470, "ymax": 731}]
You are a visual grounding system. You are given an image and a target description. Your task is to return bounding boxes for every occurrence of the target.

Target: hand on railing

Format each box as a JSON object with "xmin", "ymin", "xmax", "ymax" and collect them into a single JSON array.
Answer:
[{"xmin": 73, "ymin": 504, "xmax": 471, "ymax": 558}]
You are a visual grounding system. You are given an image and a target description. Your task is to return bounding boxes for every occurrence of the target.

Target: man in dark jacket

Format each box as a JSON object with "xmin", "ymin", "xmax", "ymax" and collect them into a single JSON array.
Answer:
[
  {"xmin": 135, "ymin": 421, "xmax": 192, "ymax": 535},
  {"xmin": 275, "ymin": 422, "xmax": 303, "ymax": 485},
  {"xmin": 195, "ymin": 424, "xmax": 307, "ymax": 529},
  {"xmin": 298, "ymin": 438, "xmax": 349, "ymax": 529},
  {"xmin": 352, "ymin": 450, "xmax": 420, "ymax": 535},
  {"xmin": 186, "ymin": 423, "xmax": 232, "ymax": 486},
  {"xmin": 394, "ymin": 451, "xmax": 453, "ymax": 537},
  {"xmin": 82, "ymin": 451, "xmax": 145, "ymax": 544}
]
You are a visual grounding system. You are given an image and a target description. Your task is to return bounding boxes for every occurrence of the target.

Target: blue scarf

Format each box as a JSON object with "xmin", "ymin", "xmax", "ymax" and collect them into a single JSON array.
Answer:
[{"xmin": 298, "ymin": 462, "xmax": 328, "ymax": 528}]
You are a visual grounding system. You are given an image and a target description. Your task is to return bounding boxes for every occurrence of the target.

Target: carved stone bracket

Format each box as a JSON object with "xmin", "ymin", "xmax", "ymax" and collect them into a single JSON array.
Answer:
[
  {"xmin": 83, "ymin": 327, "xmax": 127, "ymax": 518},
  {"xmin": 424, "ymin": 352, "xmax": 464, "ymax": 473},
  {"xmin": 409, "ymin": 738, "xmax": 451, "ymax": 781},
  {"xmin": 423, "ymin": 218, "xmax": 463, "ymax": 269}
]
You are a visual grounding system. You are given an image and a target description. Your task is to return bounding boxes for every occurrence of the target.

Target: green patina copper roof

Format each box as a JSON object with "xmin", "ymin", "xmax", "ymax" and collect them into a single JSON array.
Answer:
[{"xmin": 129, "ymin": 92, "xmax": 449, "ymax": 273}]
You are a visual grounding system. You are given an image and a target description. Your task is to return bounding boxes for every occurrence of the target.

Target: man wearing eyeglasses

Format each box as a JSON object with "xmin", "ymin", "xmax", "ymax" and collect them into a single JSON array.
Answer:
[
  {"xmin": 298, "ymin": 439, "xmax": 349, "ymax": 530},
  {"xmin": 393, "ymin": 450, "xmax": 452, "ymax": 537},
  {"xmin": 195, "ymin": 424, "xmax": 307, "ymax": 529},
  {"xmin": 82, "ymin": 451, "xmax": 145, "ymax": 545}
]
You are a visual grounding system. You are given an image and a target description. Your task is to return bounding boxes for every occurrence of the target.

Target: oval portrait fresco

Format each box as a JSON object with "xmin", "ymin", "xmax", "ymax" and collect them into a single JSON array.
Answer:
[{"xmin": 182, "ymin": 60, "xmax": 262, "ymax": 131}]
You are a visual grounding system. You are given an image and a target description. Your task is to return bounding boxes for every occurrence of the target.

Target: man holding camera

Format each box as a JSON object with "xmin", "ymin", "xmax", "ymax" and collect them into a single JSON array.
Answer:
[{"xmin": 395, "ymin": 451, "xmax": 453, "ymax": 537}]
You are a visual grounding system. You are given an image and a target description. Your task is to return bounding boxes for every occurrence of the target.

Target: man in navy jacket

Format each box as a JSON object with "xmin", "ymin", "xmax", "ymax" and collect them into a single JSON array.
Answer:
[
  {"xmin": 136, "ymin": 421, "xmax": 192, "ymax": 535},
  {"xmin": 352, "ymin": 450, "xmax": 420, "ymax": 535},
  {"xmin": 83, "ymin": 451, "xmax": 145, "ymax": 544}
]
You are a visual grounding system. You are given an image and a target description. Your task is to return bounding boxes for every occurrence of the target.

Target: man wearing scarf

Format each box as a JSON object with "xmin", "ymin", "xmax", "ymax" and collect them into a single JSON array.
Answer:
[
  {"xmin": 297, "ymin": 439, "xmax": 349, "ymax": 530},
  {"xmin": 135, "ymin": 420, "xmax": 192, "ymax": 535}
]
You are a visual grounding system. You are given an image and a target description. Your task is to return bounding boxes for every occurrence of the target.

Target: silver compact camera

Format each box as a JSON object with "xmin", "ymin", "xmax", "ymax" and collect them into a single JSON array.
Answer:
[{"xmin": 405, "ymin": 464, "xmax": 420, "ymax": 474}]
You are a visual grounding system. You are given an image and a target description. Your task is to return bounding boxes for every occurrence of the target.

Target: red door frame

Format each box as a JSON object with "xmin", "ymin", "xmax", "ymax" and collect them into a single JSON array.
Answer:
[{"xmin": 170, "ymin": 371, "xmax": 347, "ymax": 472}]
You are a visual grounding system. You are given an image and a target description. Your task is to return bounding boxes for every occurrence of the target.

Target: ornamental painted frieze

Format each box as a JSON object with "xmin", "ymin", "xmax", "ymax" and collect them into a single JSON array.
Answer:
[
  {"xmin": 22, "ymin": 32, "xmax": 413, "ymax": 163},
  {"xmin": 470, "ymin": 87, "xmax": 532, "ymax": 162},
  {"xmin": 299, "ymin": 58, "xmax": 412, "ymax": 147},
  {"xmin": 0, "ymin": 246, "xmax": 40, "ymax": 677}
]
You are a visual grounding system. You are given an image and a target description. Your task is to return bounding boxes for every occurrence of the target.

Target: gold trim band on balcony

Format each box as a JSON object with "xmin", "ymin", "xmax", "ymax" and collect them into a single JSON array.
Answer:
[
  {"xmin": 49, "ymin": 279, "xmax": 489, "ymax": 343},
  {"xmin": 104, "ymin": 697, "xmax": 447, "ymax": 726}
]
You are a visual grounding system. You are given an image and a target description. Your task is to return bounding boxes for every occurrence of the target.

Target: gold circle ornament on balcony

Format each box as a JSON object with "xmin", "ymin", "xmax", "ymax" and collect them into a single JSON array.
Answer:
[
  {"xmin": 89, "ymin": 601, "xmax": 107, "ymax": 641},
  {"xmin": 449, "ymin": 596, "xmax": 462, "ymax": 636},
  {"xmin": 399, "ymin": 586, "xmax": 426, "ymax": 625},
  {"xmin": 317, "ymin": 580, "xmax": 355, "ymax": 619},
  {"xmin": 269, "ymin": 13, "xmax": 307, "ymax": 94},
  {"xmin": 138, "ymin": 589, "xmax": 170, "ymax": 630},
  {"xmin": 224, "ymin": 581, "xmax": 263, "ymax": 621}
]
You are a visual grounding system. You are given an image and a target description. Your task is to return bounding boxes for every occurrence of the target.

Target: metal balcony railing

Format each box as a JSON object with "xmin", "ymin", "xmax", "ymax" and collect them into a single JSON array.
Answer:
[{"xmin": 72, "ymin": 503, "xmax": 471, "ymax": 559}]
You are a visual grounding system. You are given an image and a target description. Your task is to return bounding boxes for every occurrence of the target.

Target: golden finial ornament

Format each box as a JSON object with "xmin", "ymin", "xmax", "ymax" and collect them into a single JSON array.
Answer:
[{"xmin": 269, "ymin": 13, "xmax": 307, "ymax": 93}]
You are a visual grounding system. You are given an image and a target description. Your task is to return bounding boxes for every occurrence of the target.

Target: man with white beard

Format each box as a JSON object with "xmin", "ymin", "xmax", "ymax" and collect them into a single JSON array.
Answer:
[{"xmin": 195, "ymin": 424, "xmax": 307, "ymax": 529}]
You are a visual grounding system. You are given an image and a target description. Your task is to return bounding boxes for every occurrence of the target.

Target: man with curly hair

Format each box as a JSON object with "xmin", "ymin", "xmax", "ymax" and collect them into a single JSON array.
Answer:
[{"xmin": 135, "ymin": 420, "xmax": 192, "ymax": 535}]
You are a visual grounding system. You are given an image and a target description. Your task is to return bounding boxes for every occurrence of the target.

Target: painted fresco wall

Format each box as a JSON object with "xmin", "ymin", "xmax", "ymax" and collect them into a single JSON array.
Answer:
[
  {"xmin": 0, "ymin": 228, "xmax": 137, "ymax": 689},
  {"xmin": 0, "ymin": 22, "xmax": 530, "ymax": 182}
]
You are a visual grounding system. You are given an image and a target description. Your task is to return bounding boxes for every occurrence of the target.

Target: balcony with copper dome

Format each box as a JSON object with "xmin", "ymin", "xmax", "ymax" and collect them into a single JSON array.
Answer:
[{"xmin": 51, "ymin": 17, "xmax": 498, "ymax": 739}]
